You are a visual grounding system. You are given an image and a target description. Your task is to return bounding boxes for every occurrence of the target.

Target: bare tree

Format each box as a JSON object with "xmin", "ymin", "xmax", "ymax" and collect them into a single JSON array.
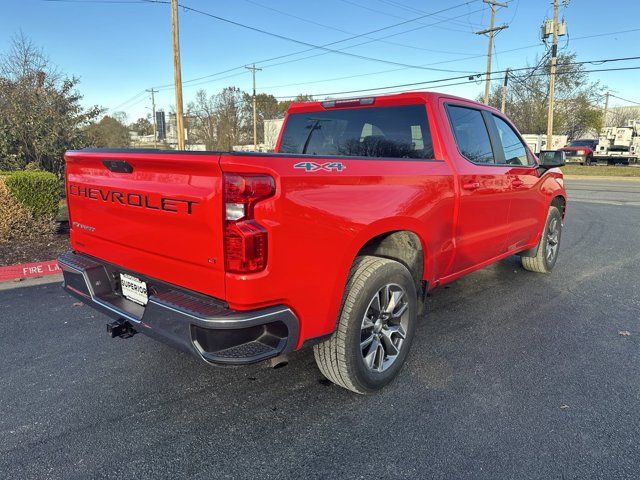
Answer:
[
  {"xmin": 606, "ymin": 106, "xmax": 640, "ymax": 127},
  {"xmin": 214, "ymin": 87, "xmax": 246, "ymax": 150},
  {"xmin": 187, "ymin": 89, "xmax": 217, "ymax": 150},
  {"xmin": 486, "ymin": 52, "xmax": 604, "ymax": 137},
  {"xmin": 240, "ymin": 92, "xmax": 281, "ymax": 144}
]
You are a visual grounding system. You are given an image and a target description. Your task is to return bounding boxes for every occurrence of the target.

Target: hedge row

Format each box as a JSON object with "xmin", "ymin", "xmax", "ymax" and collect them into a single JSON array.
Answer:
[{"xmin": 1, "ymin": 171, "xmax": 59, "ymax": 218}]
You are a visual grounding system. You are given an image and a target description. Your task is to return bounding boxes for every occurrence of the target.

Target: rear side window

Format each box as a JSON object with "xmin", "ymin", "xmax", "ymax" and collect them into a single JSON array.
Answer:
[
  {"xmin": 446, "ymin": 105, "xmax": 494, "ymax": 164},
  {"xmin": 492, "ymin": 115, "xmax": 532, "ymax": 166},
  {"xmin": 279, "ymin": 105, "xmax": 434, "ymax": 159}
]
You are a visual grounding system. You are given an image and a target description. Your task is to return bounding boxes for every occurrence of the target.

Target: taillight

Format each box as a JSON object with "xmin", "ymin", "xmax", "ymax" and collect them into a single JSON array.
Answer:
[{"xmin": 223, "ymin": 173, "xmax": 275, "ymax": 273}]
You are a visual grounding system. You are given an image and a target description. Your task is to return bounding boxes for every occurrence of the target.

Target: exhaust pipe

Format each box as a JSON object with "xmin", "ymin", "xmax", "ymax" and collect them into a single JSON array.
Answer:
[
  {"xmin": 107, "ymin": 319, "xmax": 137, "ymax": 339},
  {"xmin": 269, "ymin": 354, "xmax": 289, "ymax": 369}
]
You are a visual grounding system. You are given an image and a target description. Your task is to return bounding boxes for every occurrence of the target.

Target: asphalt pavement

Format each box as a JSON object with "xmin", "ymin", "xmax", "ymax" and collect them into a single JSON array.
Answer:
[{"xmin": 1, "ymin": 178, "xmax": 639, "ymax": 480}]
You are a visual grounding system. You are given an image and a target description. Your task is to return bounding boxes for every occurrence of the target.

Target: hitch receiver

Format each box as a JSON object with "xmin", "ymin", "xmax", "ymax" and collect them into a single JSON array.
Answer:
[{"xmin": 107, "ymin": 319, "xmax": 137, "ymax": 339}]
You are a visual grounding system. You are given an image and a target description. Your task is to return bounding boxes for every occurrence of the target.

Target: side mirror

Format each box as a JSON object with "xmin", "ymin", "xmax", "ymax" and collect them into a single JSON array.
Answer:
[{"xmin": 538, "ymin": 149, "xmax": 565, "ymax": 169}]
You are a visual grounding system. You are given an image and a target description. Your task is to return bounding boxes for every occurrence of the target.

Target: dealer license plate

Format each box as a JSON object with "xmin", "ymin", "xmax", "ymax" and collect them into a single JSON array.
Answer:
[{"xmin": 120, "ymin": 273, "xmax": 148, "ymax": 306}]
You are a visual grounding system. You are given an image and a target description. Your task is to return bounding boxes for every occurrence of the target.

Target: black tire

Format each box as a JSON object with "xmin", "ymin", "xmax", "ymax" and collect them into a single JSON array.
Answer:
[
  {"xmin": 313, "ymin": 256, "xmax": 417, "ymax": 394},
  {"xmin": 521, "ymin": 206, "xmax": 562, "ymax": 273}
]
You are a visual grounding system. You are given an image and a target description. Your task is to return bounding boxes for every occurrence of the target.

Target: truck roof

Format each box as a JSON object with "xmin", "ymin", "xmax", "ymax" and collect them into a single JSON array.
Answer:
[{"xmin": 286, "ymin": 91, "xmax": 499, "ymax": 115}]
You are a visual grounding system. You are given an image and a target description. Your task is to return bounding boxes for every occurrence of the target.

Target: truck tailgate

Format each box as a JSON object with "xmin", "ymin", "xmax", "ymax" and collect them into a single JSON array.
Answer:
[{"xmin": 65, "ymin": 150, "xmax": 226, "ymax": 300}]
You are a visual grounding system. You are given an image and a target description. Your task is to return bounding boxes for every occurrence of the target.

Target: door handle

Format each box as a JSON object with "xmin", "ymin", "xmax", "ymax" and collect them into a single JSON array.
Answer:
[
  {"xmin": 462, "ymin": 182, "xmax": 481, "ymax": 191},
  {"xmin": 511, "ymin": 179, "xmax": 524, "ymax": 187}
]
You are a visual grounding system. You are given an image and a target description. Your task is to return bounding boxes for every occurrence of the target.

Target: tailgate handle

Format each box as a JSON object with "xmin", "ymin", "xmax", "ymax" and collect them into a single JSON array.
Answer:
[{"xmin": 103, "ymin": 160, "xmax": 133, "ymax": 174}]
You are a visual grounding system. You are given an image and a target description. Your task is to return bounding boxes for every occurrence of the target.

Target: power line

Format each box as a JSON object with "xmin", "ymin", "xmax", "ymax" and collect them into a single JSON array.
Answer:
[
  {"xmin": 571, "ymin": 27, "xmax": 640, "ymax": 41},
  {"xmin": 144, "ymin": 0, "xmax": 482, "ymax": 90},
  {"xmin": 310, "ymin": 65, "xmax": 640, "ymax": 100},
  {"xmin": 100, "ymin": 0, "xmax": 640, "ymax": 104},
  {"xmin": 609, "ymin": 94, "xmax": 640, "ymax": 106},
  {"xmin": 152, "ymin": 19, "xmax": 640, "ymax": 93},
  {"xmin": 337, "ymin": 0, "xmax": 477, "ymax": 34},
  {"xmin": 271, "ymin": 57, "xmax": 640, "ymax": 99},
  {"xmin": 175, "ymin": 6, "xmax": 486, "ymax": 87},
  {"xmin": 241, "ymin": 0, "xmax": 479, "ymax": 56},
  {"xmin": 372, "ymin": 0, "xmax": 484, "ymax": 29},
  {"xmin": 259, "ymin": 42, "xmax": 544, "ymax": 91},
  {"xmin": 231, "ymin": 9, "xmax": 487, "ymax": 78},
  {"xmin": 107, "ymin": 90, "xmax": 148, "ymax": 111},
  {"xmin": 143, "ymin": 0, "xmax": 479, "ymax": 75}
]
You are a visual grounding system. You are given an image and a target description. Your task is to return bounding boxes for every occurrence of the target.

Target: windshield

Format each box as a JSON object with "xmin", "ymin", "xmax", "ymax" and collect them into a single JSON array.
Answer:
[
  {"xmin": 569, "ymin": 140, "xmax": 595, "ymax": 147},
  {"xmin": 279, "ymin": 105, "xmax": 434, "ymax": 159}
]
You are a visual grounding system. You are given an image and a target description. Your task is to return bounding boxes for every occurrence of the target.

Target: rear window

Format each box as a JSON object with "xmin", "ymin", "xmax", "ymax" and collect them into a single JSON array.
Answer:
[{"xmin": 279, "ymin": 105, "xmax": 434, "ymax": 159}]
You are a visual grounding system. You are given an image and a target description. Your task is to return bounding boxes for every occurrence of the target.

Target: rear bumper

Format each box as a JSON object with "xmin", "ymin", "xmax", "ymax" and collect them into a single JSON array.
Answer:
[{"xmin": 58, "ymin": 251, "xmax": 298, "ymax": 365}]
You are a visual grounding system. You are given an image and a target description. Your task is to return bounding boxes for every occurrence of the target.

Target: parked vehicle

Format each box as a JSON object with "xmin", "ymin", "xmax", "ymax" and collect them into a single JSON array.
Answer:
[
  {"xmin": 522, "ymin": 133, "xmax": 568, "ymax": 154},
  {"xmin": 594, "ymin": 121, "xmax": 640, "ymax": 165},
  {"xmin": 58, "ymin": 92, "xmax": 567, "ymax": 394},
  {"xmin": 560, "ymin": 139, "xmax": 598, "ymax": 165}
]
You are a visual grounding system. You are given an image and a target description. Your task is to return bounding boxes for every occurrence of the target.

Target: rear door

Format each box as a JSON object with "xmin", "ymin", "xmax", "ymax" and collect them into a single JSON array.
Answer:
[
  {"xmin": 488, "ymin": 114, "xmax": 545, "ymax": 251},
  {"xmin": 444, "ymin": 104, "xmax": 511, "ymax": 273},
  {"xmin": 65, "ymin": 150, "xmax": 226, "ymax": 299}
]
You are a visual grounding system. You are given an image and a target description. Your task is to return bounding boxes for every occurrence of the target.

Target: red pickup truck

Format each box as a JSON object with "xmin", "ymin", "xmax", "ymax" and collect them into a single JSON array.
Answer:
[{"xmin": 59, "ymin": 92, "xmax": 566, "ymax": 393}]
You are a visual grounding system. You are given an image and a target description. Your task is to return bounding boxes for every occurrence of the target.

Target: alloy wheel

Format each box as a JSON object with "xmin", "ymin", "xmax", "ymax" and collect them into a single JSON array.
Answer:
[{"xmin": 360, "ymin": 283, "xmax": 409, "ymax": 372}]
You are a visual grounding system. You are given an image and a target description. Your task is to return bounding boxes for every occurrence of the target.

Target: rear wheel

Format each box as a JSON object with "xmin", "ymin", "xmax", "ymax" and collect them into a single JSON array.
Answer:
[
  {"xmin": 313, "ymin": 256, "xmax": 417, "ymax": 394},
  {"xmin": 521, "ymin": 206, "xmax": 562, "ymax": 273}
]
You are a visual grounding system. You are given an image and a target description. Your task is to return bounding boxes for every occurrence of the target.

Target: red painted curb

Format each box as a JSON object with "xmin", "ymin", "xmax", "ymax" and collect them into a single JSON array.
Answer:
[{"xmin": 0, "ymin": 260, "xmax": 61, "ymax": 282}]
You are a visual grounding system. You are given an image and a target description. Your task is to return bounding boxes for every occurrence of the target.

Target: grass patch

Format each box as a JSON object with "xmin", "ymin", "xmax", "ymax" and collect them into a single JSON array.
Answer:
[{"xmin": 560, "ymin": 165, "xmax": 640, "ymax": 177}]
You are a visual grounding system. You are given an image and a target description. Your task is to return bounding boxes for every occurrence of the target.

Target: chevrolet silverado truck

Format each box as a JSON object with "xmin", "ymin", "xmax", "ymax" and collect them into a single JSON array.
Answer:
[{"xmin": 59, "ymin": 92, "xmax": 566, "ymax": 394}]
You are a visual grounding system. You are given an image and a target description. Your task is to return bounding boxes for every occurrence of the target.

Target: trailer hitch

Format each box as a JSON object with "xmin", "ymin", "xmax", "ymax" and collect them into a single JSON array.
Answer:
[{"xmin": 106, "ymin": 319, "xmax": 137, "ymax": 339}]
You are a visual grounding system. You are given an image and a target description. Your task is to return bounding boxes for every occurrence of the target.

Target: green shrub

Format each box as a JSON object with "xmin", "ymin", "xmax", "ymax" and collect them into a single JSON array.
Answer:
[
  {"xmin": 4, "ymin": 171, "xmax": 60, "ymax": 218},
  {"xmin": 0, "ymin": 180, "xmax": 55, "ymax": 244}
]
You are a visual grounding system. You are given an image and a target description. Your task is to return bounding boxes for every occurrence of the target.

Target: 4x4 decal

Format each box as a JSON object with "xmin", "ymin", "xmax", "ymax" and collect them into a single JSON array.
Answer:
[{"xmin": 293, "ymin": 161, "xmax": 346, "ymax": 172}]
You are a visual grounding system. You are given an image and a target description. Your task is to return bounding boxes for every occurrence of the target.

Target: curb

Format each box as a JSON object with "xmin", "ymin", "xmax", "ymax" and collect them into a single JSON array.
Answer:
[
  {"xmin": 0, "ymin": 260, "xmax": 61, "ymax": 283},
  {"xmin": 0, "ymin": 274, "xmax": 63, "ymax": 291}
]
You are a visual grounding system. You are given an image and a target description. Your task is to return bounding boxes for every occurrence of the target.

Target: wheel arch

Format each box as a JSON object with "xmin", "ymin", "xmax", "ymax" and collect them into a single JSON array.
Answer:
[
  {"xmin": 358, "ymin": 230, "xmax": 425, "ymax": 297},
  {"xmin": 551, "ymin": 194, "xmax": 566, "ymax": 219}
]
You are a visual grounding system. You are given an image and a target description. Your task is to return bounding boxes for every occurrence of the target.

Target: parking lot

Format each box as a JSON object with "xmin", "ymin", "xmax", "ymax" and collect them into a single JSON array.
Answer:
[{"xmin": 1, "ymin": 178, "xmax": 639, "ymax": 480}]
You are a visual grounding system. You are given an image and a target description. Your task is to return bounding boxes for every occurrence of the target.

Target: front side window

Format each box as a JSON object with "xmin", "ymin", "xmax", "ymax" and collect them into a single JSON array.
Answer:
[
  {"xmin": 446, "ymin": 105, "xmax": 494, "ymax": 164},
  {"xmin": 492, "ymin": 115, "xmax": 532, "ymax": 166},
  {"xmin": 279, "ymin": 105, "xmax": 434, "ymax": 159}
]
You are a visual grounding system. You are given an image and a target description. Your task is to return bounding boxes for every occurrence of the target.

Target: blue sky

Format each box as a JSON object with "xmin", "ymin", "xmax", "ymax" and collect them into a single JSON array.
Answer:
[{"xmin": 2, "ymin": 0, "xmax": 639, "ymax": 122}]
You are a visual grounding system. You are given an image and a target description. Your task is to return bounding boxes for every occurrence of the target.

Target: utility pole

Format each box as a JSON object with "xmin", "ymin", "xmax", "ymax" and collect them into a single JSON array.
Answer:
[
  {"xmin": 546, "ymin": 0, "xmax": 559, "ymax": 149},
  {"xmin": 171, "ymin": 0, "xmax": 185, "ymax": 150},
  {"xmin": 603, "ymin": 91, "xmax": 610, "ymax": 127},
  {"xmin": 246, "ymin": 64, "xmax": 262, "ymax": 151},
  {"xmin": 146, "ymin": 88, "xmax": 158, "ymax": 148},
  {"xmin": 475, "ymin": 0, "xmax": 508, "ymax": 105},
  {"xmin": 500, "ymin": 68, "xmax": 509, "ymax": 113}
]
